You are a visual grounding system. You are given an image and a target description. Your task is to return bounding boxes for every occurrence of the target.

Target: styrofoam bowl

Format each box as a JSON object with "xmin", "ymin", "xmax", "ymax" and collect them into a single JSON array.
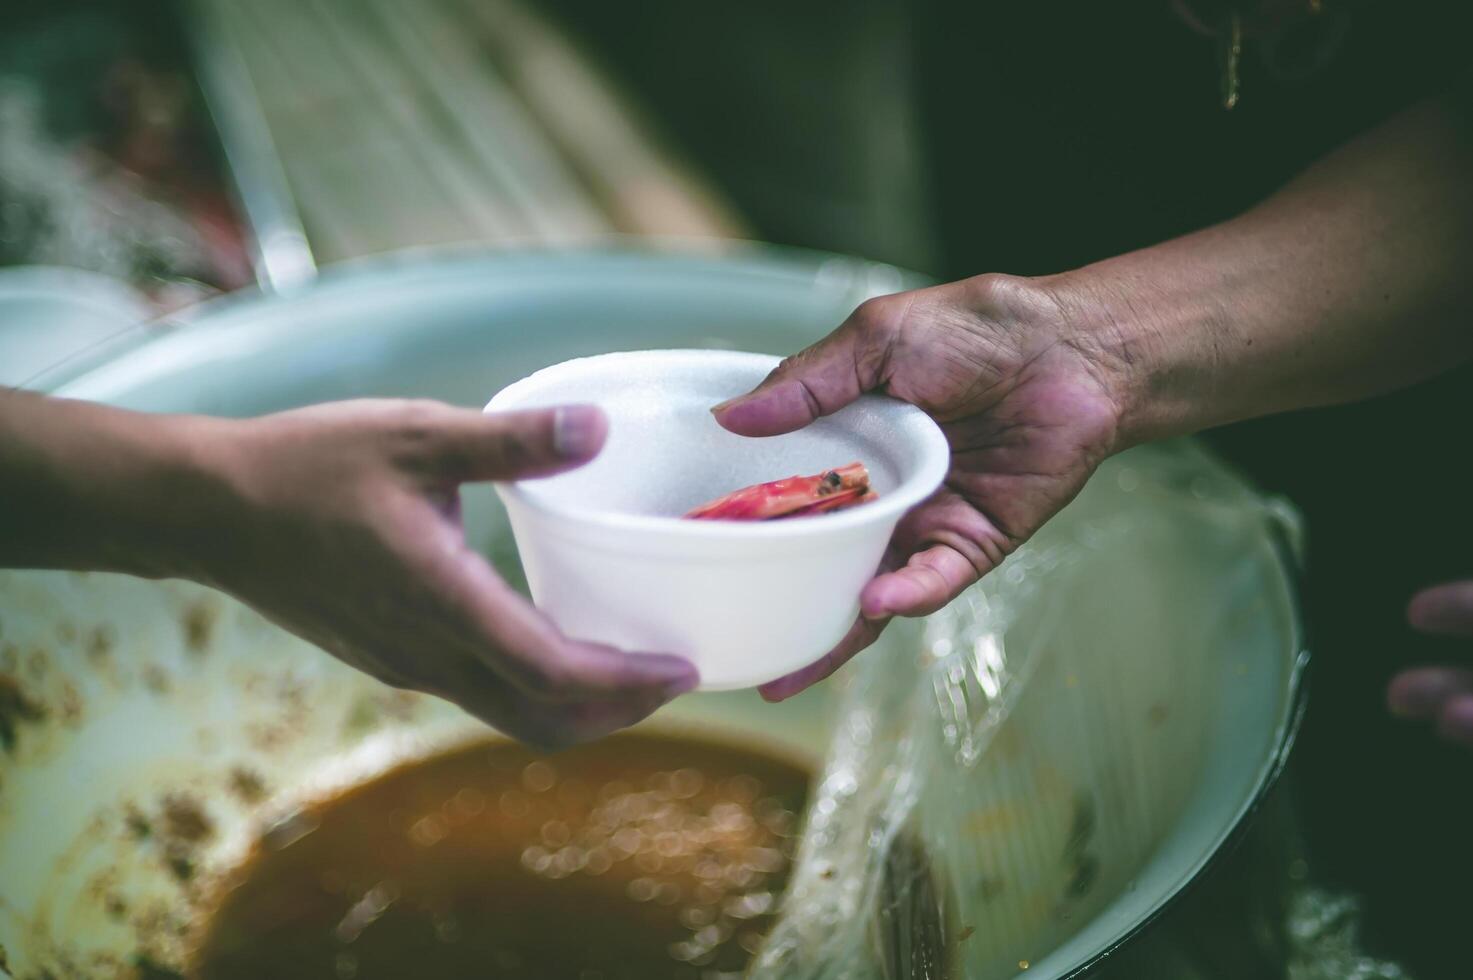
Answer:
[{"xmin": 484, "ymin": 349, "xmax": 950, "ymax": 690}]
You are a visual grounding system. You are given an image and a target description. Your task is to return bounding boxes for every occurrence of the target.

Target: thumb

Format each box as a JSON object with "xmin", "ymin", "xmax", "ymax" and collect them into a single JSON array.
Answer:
[
  {"xmin": 712, "ymin": 294, "xmax": 907, "ymax": 436},
  {"xmin": 423, "ymin": 404, "xmax": 608, "ymax": 483}
]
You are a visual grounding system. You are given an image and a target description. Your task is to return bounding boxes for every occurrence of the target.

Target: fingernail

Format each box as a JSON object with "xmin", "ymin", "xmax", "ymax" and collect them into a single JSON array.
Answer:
[
  {"xmin": 710, "ymin": 395, "xmax": 744, "ymax": 415},
  {"xmin": 758, "ymin": 672, "xmax": 808, "ymax": 702},
  {"xmin": 553, "ymin": 405, "xmax": 604, "ymax": 459}
]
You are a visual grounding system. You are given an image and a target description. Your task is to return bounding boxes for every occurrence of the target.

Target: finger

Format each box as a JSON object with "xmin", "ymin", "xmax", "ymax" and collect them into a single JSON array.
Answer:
[
  {"xmin": 411, "ymin": 614, "xmax": 683, "ymax": 749},
  {"xmin": 711, "ymin": 294, "xmax": 907, "ymax": 436},
  {"xmin": 421, "ymin": 404, "xmax": 608, "ymax": 482},
  {"xmin": 542, "ymin": 638, "xmax": 702, "ymax": 703},
  {"xmin": 1437, "ymin": 695, "xmax": 1473, "ymax": 749},
  {"xmin": 396, "ymin": 489, "xmax": 698, "ymax": 711},
  {"xmin": 861, "ymin": 544, "xmax": 984, "ymax": 619},
  {"xmin": 488, "ymin": 603, "xmax": 700, "ymax": 705},
  {"xmin": 1387, "ymin": 666, "xmax": 1473, "ymax": 719},
  {"xmin": 757, "ymin": 615, "xmax": 889, "ymax": 703},
  {"xmin": 864, "ymin": 490, "xmax": 1011, "ymax": 621},
  {"xmin": 1408, "ymin": 580, "xmax": 1473, "ymax": 637},
  {"xmin": 549, "ymin": 695, "xmax": 675, "ymax": 747},
  {"xmin": 453, "ymin": 684, "xmax": 671, "ymax": 751},
  {"xmin": 446, "ymin": 550, "xmax": 700, "ymax": 702}
]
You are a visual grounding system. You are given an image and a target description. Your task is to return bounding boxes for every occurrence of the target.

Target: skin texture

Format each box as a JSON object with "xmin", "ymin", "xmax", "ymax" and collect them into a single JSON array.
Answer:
[
  {"xmin": 717, "ymin": 95, "xmax": 1473, "ymax": 741},
  {"xmin": 0, "ymin": 390, "xmax": 697, "ymax": 749},
  {"xmin": 714, "ymin": 276, "xmax": 1123, "ymax": 699}
]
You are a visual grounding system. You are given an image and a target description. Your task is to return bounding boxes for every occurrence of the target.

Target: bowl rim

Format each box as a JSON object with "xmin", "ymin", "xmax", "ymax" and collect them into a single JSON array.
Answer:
[{"xmin": 484, "ymin": 348, "xmax": 951, "ymax": 541}]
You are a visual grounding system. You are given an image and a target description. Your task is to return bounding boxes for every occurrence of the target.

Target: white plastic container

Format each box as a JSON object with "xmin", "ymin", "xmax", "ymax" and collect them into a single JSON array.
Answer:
[{"xmin": 485, "ymin": 349, "xmax": 950, "ymax": 690}]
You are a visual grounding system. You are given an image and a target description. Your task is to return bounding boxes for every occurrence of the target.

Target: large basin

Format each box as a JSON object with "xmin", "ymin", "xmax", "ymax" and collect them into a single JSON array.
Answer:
[{"xmin": 0, "ymin": 247, "xmax": 1304, "ymax": 978}]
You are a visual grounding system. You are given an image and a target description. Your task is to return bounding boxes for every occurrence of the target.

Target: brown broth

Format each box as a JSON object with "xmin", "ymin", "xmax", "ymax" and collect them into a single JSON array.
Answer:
[{"xmin": 191, "ymin": 734, "xmax": 809, "ymax": 980}]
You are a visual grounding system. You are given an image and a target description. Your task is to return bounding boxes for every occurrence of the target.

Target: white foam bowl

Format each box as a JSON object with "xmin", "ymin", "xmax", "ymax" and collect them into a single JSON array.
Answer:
[{"xmin": 484, "ymin": 349, "xmax": 950, "ymax": 690}]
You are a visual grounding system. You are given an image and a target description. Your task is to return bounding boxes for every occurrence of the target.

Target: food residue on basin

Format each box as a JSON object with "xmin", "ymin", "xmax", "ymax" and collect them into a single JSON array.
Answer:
[{"xmin": 190, "ymin": 733, "xmax": 809, "ymax": 979}]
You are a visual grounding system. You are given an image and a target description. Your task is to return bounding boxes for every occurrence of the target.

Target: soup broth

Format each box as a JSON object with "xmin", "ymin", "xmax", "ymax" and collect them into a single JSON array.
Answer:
[{"xmin": 192, "ymin": 733, "xmax": 809, "ymax": 979}]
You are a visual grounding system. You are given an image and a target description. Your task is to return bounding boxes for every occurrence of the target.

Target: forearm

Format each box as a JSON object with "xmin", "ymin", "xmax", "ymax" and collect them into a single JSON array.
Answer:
[
  {"xmin": 0, "ymin": 388, "xmax": 225, "ymax": 578},
  {"xmin": 1054, "ymin": 96, "xmax": 1473, "ymax": 446}
]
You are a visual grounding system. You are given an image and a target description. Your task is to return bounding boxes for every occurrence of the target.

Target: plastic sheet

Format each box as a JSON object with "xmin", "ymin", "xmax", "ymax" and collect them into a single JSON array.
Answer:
[
  {"xmin": 1286, "ymin": 886, "xmax": 1413, "ymax": 980},
  {"xmin": 751, "ymin": 442, "xmax": 1304, "ymax": 979}
]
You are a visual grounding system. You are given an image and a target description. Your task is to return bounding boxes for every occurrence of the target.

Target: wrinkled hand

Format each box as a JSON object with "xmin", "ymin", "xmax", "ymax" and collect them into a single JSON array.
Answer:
[
  {"xmin": 193, "ymin": 399, "xmax": 698, "ymax": 748},
  {"xmin": 714, "ymin": 274, "xmax": 1125, "ymax": 699},
  {"xmin": 1388, "ymin": 581, "xmax": 1473, "ymax": 747}
]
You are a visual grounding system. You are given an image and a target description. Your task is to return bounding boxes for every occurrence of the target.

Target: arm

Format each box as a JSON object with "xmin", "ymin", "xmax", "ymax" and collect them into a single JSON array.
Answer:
[
  {"xmin": 0, "ymin": 388, "xmax": 226, "ymax": 576},
  {"xmin": 0, "ymin": 388, "xmax": 696, "ymax": 746},
  {"xmin": 1064, "ymin": 97, "xmax": 1473, "ymax": 446},
  {"xmin": 716, "ymin": 94, "xmax": 1473, "ymax": 699}
]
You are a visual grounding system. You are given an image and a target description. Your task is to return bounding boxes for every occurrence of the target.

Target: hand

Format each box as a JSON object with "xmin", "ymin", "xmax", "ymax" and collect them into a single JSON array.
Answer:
[
  {"xmin": 714, "ymin": 274, "xmax": 1126, "ymax": 699},
  {"xmin": 1388, "ymin": 580, "xmax": 1473, "ymax": 747},
  {"xmin": 189, "ymin": 399, "xmax": 698, "ymax": 748}
]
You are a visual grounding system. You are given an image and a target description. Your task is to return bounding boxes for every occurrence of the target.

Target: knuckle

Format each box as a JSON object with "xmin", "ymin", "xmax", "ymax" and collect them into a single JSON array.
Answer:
[
  {"xmin": 374, "ymin": 400, "xmax": 449, "ymax": 464},
  {"xmin": 382, "ymin": 401, "xmax": 478, "ymax": 478},
  {"xmin": 849, "ymin": 295, "xmax": 907, "ymax": 338},
  {"xmin": 843, "ymin": 294, "xmax": 914, "ymax": 388},
  {"xmin": 763, "ymin": 356, "xmax": 800, "ymax": 388},
  {"xmin": 492, "ymin": 429, "xmax": 537, "ymax": 472},
  {"xmin": 394, "ymin": 399, "xmax": 447, "ymax": 439},
  {"xmin": 962, "ymin": 272, "xmax": 1039, "ymax": 316},
  {"xmin": 965, "ymin": 271, "xmax": 1012, "ymax": 304},
  {"xmin": 434, "ymin": 450, "xmax": 476, "ymax": 484}
]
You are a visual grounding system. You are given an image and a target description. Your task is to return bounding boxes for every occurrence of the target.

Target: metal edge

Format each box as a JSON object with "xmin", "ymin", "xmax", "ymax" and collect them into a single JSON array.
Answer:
[
  {"xmin": 242, "ymin": 234, "xmax": 923, "ymax": 297},
  {"xmin": 38, "ymin": 238, "xmax": 924, "ymax": 395},
  {"xmin": 181, "ymin": 0, "xmax": 317, "ymax": 294},
  {"xmin": 1059, "ymin": 494, "xmax": 1313, "ymax": 978}
]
